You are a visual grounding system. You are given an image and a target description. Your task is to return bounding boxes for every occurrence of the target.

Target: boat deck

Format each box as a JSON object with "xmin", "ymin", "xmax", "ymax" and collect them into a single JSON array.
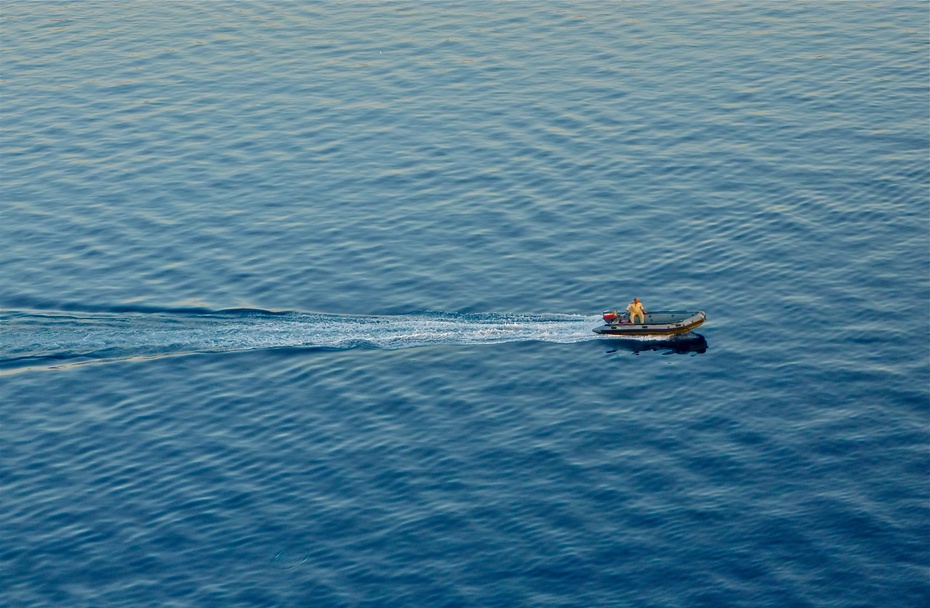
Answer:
[{"xmin": 594, "ymin": 310, "xmax": 706, "ymax": 336}]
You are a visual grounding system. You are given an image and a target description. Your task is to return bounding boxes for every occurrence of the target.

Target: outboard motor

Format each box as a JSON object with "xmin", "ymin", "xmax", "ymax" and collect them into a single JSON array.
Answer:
[{"xmin": 602, "ymin": 310, "xmax": 619, "ymax": 324}]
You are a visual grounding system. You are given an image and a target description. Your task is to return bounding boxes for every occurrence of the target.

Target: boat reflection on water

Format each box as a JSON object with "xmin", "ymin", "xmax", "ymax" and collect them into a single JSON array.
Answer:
[{"xmin": 601, "ymin": 332, "xmax": 707, "ymax": 355}]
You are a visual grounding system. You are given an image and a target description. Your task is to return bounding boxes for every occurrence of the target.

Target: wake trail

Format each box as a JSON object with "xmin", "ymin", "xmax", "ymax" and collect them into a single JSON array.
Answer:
[{"xmin": 1, "ymin": 309, "xmax": 607, "ymax": 370}]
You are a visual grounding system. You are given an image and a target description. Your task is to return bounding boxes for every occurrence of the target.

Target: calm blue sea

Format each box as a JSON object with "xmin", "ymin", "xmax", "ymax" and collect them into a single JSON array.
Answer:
[{"xmin": 2, "ymin": 2, "xmax": 928, "ymax": 606}]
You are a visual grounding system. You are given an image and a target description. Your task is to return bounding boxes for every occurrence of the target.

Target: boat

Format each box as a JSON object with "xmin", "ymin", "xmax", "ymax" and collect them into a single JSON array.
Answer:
[{"xmin": 593, "ymin": 310, "xmax": 706, "ymax": 336}]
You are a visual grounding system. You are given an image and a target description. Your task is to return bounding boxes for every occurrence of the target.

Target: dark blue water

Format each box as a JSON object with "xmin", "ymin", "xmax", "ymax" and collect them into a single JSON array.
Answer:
[{"xmin": 2, "ymin": 3, "xmax": 928, "ymax": 606}]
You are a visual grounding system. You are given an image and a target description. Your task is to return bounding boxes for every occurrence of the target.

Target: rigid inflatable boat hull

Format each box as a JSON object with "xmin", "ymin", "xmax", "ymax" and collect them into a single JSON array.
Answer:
[{"xmin": 593, "ymin": 311, "xmax": 706, "ymax": 337}]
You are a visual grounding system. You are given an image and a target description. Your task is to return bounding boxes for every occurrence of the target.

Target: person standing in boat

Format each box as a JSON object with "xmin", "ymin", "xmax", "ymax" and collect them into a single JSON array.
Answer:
[{"xmin": 627, "ymin": 298, "xmax": 647, "ymax": 324}]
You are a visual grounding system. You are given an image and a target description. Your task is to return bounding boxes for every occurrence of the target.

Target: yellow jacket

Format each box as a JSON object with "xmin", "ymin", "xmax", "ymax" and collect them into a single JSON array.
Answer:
[{"xmin": 626, "ymin": 300, "xmax": 645, "ymax": 317}]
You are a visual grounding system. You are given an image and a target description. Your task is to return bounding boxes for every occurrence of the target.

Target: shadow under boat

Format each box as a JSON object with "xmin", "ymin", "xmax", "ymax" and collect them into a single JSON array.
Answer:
[{"xmin": 600, "ymin": 332, "xmax": 708, "ymax": 355}]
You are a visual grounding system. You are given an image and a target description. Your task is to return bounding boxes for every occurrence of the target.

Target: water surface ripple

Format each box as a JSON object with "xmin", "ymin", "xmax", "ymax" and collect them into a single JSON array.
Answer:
[{"xmin": 2, "ymin": 2, "xmax": 927, "ymax": 607}]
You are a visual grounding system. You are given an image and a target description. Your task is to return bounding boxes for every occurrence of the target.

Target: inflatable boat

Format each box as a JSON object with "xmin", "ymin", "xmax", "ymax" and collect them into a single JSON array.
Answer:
[{"xmin": 594, "ymin": 310, "xmax": 706, "ymax": 336}]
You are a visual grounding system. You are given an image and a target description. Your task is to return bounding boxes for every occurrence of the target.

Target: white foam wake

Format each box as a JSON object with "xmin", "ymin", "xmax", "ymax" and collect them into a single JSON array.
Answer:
[{"xmin": 0, "ymin": 309, "xmax": 604, "ymax": 369}]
